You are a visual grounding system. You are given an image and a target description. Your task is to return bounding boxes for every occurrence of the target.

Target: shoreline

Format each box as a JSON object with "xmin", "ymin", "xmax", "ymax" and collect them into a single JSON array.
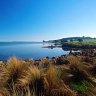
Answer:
[
  {"xmin": 43, "ymin": 43, "xmax": 96, "ymax": 50},
  {"xmin": 1, "ymin": 48, "xmax": 96, "ymax": 65}
]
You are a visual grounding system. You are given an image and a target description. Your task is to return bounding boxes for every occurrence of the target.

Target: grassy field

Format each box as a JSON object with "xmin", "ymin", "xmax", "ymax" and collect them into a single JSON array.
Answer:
[
  {"xmin": 0, "ymin": 50, "xmax": 96, "ymax": 96},
  {"xmin": 83, "ymin": 39, "xmax": 96, "ymax": 44},
  {"xmin": 68, "ymin": 39, "xmax": 96, "ymax": 45}
]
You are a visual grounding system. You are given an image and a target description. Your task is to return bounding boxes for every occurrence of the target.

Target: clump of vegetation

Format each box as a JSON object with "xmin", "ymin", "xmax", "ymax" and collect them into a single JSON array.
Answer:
[{"xmin": 0, "ymin": 50, "xmax": 96, "ymax": 96}]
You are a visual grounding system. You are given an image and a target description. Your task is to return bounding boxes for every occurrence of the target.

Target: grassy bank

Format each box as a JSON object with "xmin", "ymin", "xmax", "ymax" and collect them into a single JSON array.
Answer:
[
  {"xmin": 0, "ymin": 50, "xmax": 96, "ymax": 96},
  {"xmin": 46, "ymin": 38, "xmax": 96, "ymax": 49},
  {"xmin": 61, "ymin": 39, "xmax": 96, "ymax": 49},
  {"xmin": 68, "ymin": 39, "xmax": 96, "ymax": 45}
]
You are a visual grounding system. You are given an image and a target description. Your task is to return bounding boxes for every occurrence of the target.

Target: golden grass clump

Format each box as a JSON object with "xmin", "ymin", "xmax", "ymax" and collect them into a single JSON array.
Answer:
[
  {"xmin": 17, "ymin": 66, "xmax": 41, "ymax": 87},
  {"xmin": 16, "ymin": 65, "xmax": 44, "ymax": 96},
  {"xmin": 0, "ymin": 62, "xmax": 9, "ymax": 87},
  {"xmin": 0, "ymin": 57, "xmax": 30, "ymax": 93},
  {"xmin": 6, "ymin": 57, "xmax": 27, "ymax": 82},
  {"xmin": 68, "ymin": 57, "xmax": 90, "ymax": 82},
  {"xmin": 44, "ymin": 65, "xmax": 76, "ymax": 96},
  {"xmin": 46, "ymin": 65, "xmax": 59, "ymax": 88},
  {"xmin": 67, "ymin": 55, "xmax": 81, "ymax": 65},
  {"xmin": 67, "ymin": 57, "xmax": 92, "ymax": 82}
]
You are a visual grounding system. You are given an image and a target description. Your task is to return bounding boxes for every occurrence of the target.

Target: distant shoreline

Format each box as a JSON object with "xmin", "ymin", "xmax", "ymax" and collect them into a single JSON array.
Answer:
[
  {"xmin": 43, "ymin": 44, "xmax": 96, "ymax": 50},
  {"xmin": 0, "ymin": 41, "xmax": 42, "ymax": 43}
]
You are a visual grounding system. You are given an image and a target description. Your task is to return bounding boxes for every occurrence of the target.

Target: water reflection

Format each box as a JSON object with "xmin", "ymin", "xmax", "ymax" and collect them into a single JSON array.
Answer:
[{"xmin": 0, "ymin": 42, "xmax": 69, "ymax": 61}]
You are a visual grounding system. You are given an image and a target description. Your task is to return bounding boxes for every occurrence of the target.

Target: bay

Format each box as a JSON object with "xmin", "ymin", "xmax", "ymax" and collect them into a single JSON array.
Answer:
[{"xmin": 0, "ymin": 42, "xmax": 69, "ymax": 61}]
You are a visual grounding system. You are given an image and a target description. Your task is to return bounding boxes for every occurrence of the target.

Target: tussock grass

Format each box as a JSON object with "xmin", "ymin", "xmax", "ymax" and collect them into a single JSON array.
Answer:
[
  {"xmin": 0, "ymin": 51, "xmax": 96, "ymax": 96},
  {"xmin": 17, "ymin": 66, "xmax": 41, "ymax": 87},
  {"xmin": 44, "ymin": 65, "xmax": 76, "ymax": 96}
]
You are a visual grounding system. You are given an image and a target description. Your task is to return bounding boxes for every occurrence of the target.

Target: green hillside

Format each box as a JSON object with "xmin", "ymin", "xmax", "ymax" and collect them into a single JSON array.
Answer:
[{"xmin": 47, "ymin": 37, "xmax": 96, "ymax": 45}]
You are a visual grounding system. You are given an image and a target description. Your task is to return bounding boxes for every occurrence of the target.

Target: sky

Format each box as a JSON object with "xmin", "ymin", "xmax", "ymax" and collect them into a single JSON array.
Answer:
[{"xmin": 0, "ymin": 0, "xmax": 96, "ymax": 41}]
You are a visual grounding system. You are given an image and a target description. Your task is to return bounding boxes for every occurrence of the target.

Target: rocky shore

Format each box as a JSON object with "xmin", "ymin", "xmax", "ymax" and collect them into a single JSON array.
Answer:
[{"xmin": 25, "ymin": 49, "xmax": 96, "ymax": 68}]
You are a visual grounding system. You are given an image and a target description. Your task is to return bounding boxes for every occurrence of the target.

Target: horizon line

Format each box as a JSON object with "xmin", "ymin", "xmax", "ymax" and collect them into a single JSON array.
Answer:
[{"xmin": 0, "ymin": 36, "xmax": 96, "ymax": 42}]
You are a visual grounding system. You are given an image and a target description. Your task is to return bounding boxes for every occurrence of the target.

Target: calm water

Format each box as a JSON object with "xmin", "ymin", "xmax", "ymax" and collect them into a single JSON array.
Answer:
[{"xmin": 0, "ymin": 42, "xmax": 69, "ymax": 61}]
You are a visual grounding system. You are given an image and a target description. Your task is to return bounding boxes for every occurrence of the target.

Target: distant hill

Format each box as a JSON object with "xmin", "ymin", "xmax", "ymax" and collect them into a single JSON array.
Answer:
[{"xmin": 47, "ymin": 36, "xmax": 96, "ymax": 43}]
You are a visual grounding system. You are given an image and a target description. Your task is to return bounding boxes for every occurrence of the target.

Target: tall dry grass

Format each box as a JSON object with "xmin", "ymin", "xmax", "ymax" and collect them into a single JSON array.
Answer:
[
  {"xmin": 0, "ymin": 55, "xmax": 95, "ymax": 96},
  {"xmin": 44, "ymin": 65, "xmax": 76, "ymax": 96}
]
